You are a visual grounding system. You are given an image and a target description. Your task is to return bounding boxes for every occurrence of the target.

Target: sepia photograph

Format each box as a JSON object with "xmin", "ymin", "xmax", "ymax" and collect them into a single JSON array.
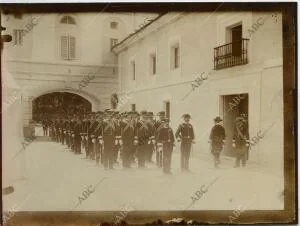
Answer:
[{"xmin": 1, "ymin": 2, "xmax": 297, "ymax": 225}]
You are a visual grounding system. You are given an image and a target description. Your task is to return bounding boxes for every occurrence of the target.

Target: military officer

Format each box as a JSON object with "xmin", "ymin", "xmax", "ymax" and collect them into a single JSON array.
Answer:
[
  {"xmin": 232, "ymin": 115, "xmax": 249, "ymax": 167},
  {"xmin": 73, "ymin": 115, "xmax": 82, "ymax": 154},
  {"xmin": 146, "ymin": 112, "xmax": 155, "ymax": 163},
  {"xmin": 135, "ymin": 110, "xmax": 150, "ymax": 168},
  {"xmin": 209, "ymin": 116, "xmax": 226, "ymax": 168},
  {"xmin": 157, "ymin": 118, "xmax": 175, "ymax": 174},
  {"xmin": 120, "ymin": 112, "xmax": 135, "ymax": 168},
  {"xmin": 154, "ymin": 111, "xmax": 165, "ymax": 167},
  {"xmin": 100, "ymin": 110, "xmax": 116, "ymax": 170},
  {"xmin": 113, "ymin": 111, "xmax": 122, "ymax": 164},
  {"xmin": 175, "ymin": 114, "xmax": 195, "ymax": 172},
  {"xmin": 88, "ymin": 113, "xmax": 98, "ymax": 159}
]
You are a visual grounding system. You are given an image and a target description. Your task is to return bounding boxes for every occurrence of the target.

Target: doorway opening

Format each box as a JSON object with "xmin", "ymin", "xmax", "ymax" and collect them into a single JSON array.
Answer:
[
  {"xmin": 220, "ymin": 93, "xmax": 249, "ymax": 157},
  {"xmin": 32, "ymin": 92, "xmax": 92, "ymax": 122}
]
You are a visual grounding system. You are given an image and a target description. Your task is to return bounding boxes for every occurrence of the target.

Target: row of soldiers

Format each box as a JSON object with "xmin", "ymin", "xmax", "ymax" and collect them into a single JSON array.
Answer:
[
  {"xmin": 42, "ymin": 110, "xmax": 195, "ymax": 174},
  {"xmin": 42, "ymin": 110, "xmax": 250, "ymax": 172}
]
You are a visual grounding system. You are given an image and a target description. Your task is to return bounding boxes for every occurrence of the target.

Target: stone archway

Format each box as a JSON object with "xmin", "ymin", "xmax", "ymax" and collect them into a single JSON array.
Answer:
[
  {"xmin": 32, "ymin": 92, "xmax": 92, "ymax": 122},
  {"xmin": 24, "ymin": 88, "xmax": 101, "ymax": 124}
]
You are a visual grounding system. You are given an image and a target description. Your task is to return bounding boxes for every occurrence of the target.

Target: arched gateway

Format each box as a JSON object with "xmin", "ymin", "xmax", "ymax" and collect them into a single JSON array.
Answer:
[{"xmin": 32, "ymin": 92, "xmax": 92, "ymax": 122}]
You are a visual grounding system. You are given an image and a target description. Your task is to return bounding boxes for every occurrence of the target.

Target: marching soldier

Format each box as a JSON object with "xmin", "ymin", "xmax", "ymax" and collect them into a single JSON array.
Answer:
[
  {"xmin": 209, "ymin": 116, "xmax": 226, "ymax": 168},
  {"xmin": 154, "ymin": 111, "xmax": 165, "ymax": 167},
  {"xmin": 120, "ymin": 112, "xmax": 135, "ymax": 168},
  {"xmin": 175, "ymin": 114, "xmax": 195, "ymax": 172},
  {"xmin": 232, "ymin": 115, "xmax": 249, "ymax": 167},
  {"xmin": 135, "ymin": 110, "xmax": 150, "ymax": 168},
  {"xmin": 157, "ymin": 118, "xmax": 175, "ymax": 174}
]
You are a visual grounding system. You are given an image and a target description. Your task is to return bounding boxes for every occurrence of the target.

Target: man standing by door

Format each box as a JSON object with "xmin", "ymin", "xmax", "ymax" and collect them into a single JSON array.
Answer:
[{"xmin": 175, "ymin": 114, "xmax": 195, "ymax": 172}]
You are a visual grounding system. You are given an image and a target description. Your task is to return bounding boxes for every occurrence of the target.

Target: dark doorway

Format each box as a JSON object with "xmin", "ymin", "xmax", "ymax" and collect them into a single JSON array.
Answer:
[
  {"xmin": 221, "ymin": 93, "xmax": 248, "ymax": 157},
  {"xmin": 32, "ymin": 92, "xmax": 92, "ymax": 122},
  {"xmin": 231, "ymin": 25, "xmax": 242, "ymax": 57}
]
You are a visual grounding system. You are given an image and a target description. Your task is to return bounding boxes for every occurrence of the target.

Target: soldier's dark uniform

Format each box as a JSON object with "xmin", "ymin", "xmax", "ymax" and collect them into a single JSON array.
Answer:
[
  {"xmin": 88, "ymin": 114, "xmax": 98, "ymax": 159},
  {"xmin": 175, "ymin": 114, "xmax": 195, "ymax": 172},
  {"xmin": 146, "ymin": 112, "xmax": 155, "ymax": 163},
  {"xmin": 157, "ymin": 118, "xmax": 175, "ymax": 174},
  {"xmin": 209, "ymin": 116, "xmax": 226, "ymax": 168},
  {"xmin": 42, "ymin": 117, "xmax": 48, "ymax": 136},
  {"xmin": 94, "ymin": 112, "xmax": 104, "ymax": 165},
  {"xmin": 120, "ymin": 112, "xmax": 135, "ymax": 168},
  {"xmin": 100, "ymin": 112, "xmax": 116, "ymax": 170},
  {"xmin": 135, "ymin": 111, "xmax": 150, "ymax": 168},
  {"xmin": 55, "ymin": 119, "xmax": 60, "ymax": 143},
  {"xmin": 154, "ymin": 111, "xmax": 165, "ymax": 167},
  {"xmin": 81, "ymin": 116, "xmax": 89, "ymax": 157},
  {"xmin": 131, "ymin": 111, "xmax": 139, "ymax": 163},
  {"xmin": 90, "ymin": 115, "xmax": 102, "ymax": 161},
  {"xmin": 232, "ymin": 116, "xmax": 249, "ymax": 167},
  {"xmin": 113, "ymin": 112, "xmax": 122, "ymax": 163},
  {"xmin": 73, "ymin": 116, "xmax": 82, "ymax": 154},
  {"xmin": 65, "ymin": 118, "xmax": 71, "ymax": 148}
]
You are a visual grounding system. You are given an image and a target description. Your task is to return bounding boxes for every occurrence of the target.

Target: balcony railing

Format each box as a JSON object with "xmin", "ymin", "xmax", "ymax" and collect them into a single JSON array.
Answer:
[{"xmin": 214, "ymin": 38, "xmax": 249, "ymax": 70}]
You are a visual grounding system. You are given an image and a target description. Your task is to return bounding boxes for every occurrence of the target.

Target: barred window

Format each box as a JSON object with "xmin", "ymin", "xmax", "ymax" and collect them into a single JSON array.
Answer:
[
  {"xmin": 13, "ymin": 29, "xmax": 25, "ymax": 46},
  {"xmin": 110, "ymin": 38, "xmax": 118, "ymax": 50},
  {"xmin": 61, "ymin": 35, "xmax": 76, "ymax": 60}
]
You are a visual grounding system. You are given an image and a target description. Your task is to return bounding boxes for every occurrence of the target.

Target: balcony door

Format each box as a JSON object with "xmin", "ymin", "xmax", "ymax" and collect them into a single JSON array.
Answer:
[{"xmin": 231, "ymin": 25, "xmax": 242, "ymax": 57}]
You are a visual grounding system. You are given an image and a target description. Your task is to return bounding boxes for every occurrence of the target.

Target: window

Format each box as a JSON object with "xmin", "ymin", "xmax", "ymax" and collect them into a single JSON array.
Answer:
[
  {"xmin": 110, "ymin": 38, "xmax": 118, "ymax": 50},
  {"xmin": 131, "ymin": 104, "xmax": 136, "ymax": 112},
  {"xmin": 171, "ymin": 44, "xmax": 180, "ymax": 69},
  {"xmin": 150, "ymin": 53, "xmax": 156, "ymax": 75},
  {"xmin": 131, "ymin": 61, "xmax": 136, "ymax": 80},
  {"xmin": 13, "ymin": 29, "xmax": 24, "ymax": 46},
  {"xmin": 61, "ymin": 35, "xmax": 76, "ymax": 60},
  {"xmin": 110, "ymin": 21, "xmax": 118, "ymax": 29},
  {"xmin": 60, "ymin": 16, "xmax": 76, "ymax": 25},
  {"xmin": 165, "ymin": 101, "xmax": 170, "ymax": 119}
]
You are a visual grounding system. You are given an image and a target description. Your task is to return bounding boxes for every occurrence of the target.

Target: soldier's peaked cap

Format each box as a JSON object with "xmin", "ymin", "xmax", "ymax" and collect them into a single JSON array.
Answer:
[
  {"xmin": 214, "ymin": 116, "xmax": 223, "ymax": 122},
  {"xmin": 162, "ymin": 117, "xmax": 170, "ymax": 122},
  {"xmin": 147, "ymin": 111, "xmax": 154, "ymax": 116},
  {"xmin": 157, "ymin": 111, "xmax": 165, "ymax": 116},
  {"xmin": 182, "ymin": 113, "xmax": 191, "ymax": 119},
  {"xmin": 140, "ymin": 110, "xmax": 148, "ymax": 116}
]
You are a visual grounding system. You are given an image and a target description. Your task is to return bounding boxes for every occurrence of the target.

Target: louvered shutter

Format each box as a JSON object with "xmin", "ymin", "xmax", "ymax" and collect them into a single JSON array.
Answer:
[
  {"xmin": 69, "ymin": 36, "xmax": 76, "ymax": 59},
  {"xmin": 61, "ymin": 36, "xmax": 68, "ymax": 59}
]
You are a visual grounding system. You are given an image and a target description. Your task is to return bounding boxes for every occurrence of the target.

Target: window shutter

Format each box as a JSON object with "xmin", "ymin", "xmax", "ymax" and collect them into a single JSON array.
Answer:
[
  {"xmin": 61, "ymin": 36, "xmax": 68, "ymax": 59},
  {"xmin": 69, "ymin": 36, "xmax": 76, "ymax": 59}
]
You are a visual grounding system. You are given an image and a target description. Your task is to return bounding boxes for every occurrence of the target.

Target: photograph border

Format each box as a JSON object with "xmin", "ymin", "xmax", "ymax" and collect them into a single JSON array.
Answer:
[{"xmin": 0, "ymin": 2, "xmax": 297, "ymax": 225}]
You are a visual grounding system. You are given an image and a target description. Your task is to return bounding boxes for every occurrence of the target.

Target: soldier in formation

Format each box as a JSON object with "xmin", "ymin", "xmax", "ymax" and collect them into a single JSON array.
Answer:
[{"xmin": 41, "ymin": 109, "xmax": 250, "ymax": 172}]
